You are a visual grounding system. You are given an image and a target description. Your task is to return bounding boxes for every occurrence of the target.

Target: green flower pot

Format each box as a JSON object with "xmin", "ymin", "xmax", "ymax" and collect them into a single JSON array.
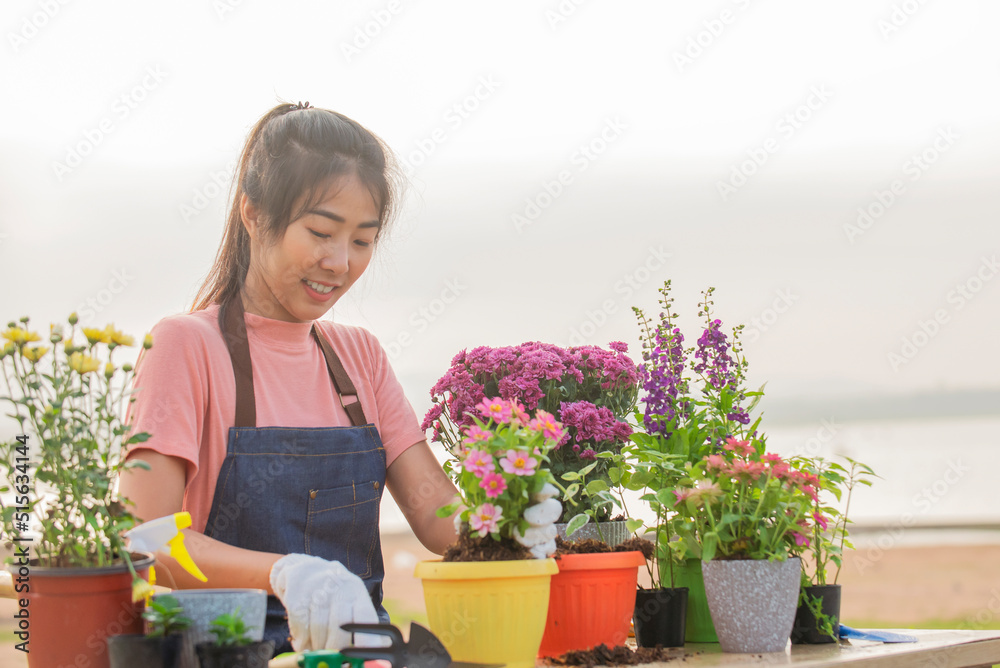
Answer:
[{"xmin": 665, "ymin": 558, "xmax": 718, "ymax": 643}]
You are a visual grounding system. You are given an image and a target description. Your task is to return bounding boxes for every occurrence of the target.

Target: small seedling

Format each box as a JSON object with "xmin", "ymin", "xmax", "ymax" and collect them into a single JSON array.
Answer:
[
  {"xmin": 208, "ymin": 608, "xmax": 253, "ymax": 647},
  {"xmin": 144, "ymin": 595, "xmax": 193, "ymax": 638}
]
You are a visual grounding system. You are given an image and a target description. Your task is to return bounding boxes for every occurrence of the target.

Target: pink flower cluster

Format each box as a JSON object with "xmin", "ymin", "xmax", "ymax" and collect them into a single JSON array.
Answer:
[
  {"xmin": 422, "ymin": 341, "xmax": 637, "ymax": 443},
  {"xmin": 452, "ymin": 397, "xmax": 562, "ymax": 538},
  {"xmin": 558, "ymin": 401, "xmax": 633, "ymax": 457},
  {"xmin": 710, "ymin": 438, "xmax": 821, "ymax": 502},
  {"xmin": 458, "ymin": 398, "xmax": 552, "ymax": 501}
]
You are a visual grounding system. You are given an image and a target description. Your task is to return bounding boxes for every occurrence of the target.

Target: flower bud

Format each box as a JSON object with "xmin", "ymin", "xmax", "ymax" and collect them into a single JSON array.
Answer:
[
  {"xmin": 122, "ymin": 362, "xmax": 133, "ymax": 372},
  {"xmin": 49, "ymin": 323, "xmax": 64, "ymax": 343},
  {"xmin": 19, "ymin": 316, "xmax": 29, "ymax": 324},
  {"xmin": 143, "ymin": 333, "xmax": 153, "ymax": 350},
  {"xmin": 68, "ymin": 312, "xmax": 79, "ymax": 325},
  {"xmin": 105, "ymin": 362, "xmax": 115, "ymax": 379}
]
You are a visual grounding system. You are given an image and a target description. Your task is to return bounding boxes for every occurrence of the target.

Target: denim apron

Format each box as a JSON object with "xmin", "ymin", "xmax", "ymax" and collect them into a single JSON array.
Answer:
[{"xmin": 202, "ymin": 298, "xmax": 388, "ymax": 654}]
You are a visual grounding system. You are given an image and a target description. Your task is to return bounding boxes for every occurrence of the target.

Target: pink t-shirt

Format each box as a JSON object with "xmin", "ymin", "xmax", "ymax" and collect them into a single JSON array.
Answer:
[{"xmin": 125, "ymin": 304, "xmax": 425, "ymax": 533}]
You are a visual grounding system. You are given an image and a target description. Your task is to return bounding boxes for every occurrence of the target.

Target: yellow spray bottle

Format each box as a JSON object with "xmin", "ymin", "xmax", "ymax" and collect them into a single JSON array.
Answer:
[{"xmin": 125, "ymin": 511, "xmax": 208, "ymax": 584}]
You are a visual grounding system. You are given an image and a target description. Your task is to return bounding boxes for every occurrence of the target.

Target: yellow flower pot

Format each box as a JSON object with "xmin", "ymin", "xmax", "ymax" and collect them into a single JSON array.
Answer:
[{"xmin": 414, "ymin": 558, "xmax": 558, "ymax": 668}]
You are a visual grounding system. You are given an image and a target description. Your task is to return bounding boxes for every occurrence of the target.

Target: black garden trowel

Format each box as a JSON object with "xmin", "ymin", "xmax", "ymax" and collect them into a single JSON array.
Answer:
[{"xmin": 340, "ymin": 622, "xmax": 504, "ymax": 668}]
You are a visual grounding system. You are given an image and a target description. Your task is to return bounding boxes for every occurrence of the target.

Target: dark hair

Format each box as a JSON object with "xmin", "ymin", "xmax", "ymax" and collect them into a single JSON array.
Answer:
[{"xmin": 192, "ymin": 102, "xmax": 400, "ymax": 311}]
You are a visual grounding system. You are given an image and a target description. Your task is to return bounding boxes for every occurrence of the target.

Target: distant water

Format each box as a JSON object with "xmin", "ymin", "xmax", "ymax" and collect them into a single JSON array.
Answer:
[{"xmin": 379, "ymin": 416, "xmax": 1000, "ymax": 538}]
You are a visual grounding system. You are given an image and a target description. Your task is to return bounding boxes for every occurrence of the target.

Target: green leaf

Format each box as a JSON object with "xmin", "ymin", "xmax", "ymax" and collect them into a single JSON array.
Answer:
[
  {"xmin": 585, "ymin": 480, "xmax": 609, "ymax": 495},
  {"xmin": 435, "ymin": 502, "xmax": 460, "ymax": 518},
  {"xmin": 625, "ymin": 518, "xmax": 644, "ymax": 533},
  {"xmin": 655, "ymin": 488, "xmax": 676, "ymax": 506},
  {"xmin": 561, "ymin": 471, "xmax": 580, "ymax": 482},
  {"xmin": 565, "ymin": 513, "xmax": 589, "ymax": 537},
  {"xmin": 702, "ymin": 532, "xmax": 718, "ymax": 562}
]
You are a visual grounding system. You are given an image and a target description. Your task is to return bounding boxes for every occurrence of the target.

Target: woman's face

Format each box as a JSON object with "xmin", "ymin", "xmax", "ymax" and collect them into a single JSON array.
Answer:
[{"xmin": 242, "ymin": 173, "xmax": 380, "ymax": 322}]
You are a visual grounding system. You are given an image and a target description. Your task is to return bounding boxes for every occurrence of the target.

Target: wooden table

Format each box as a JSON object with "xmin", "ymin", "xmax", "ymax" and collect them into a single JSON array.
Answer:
[{"xmin": 269, "ymin": 629, "xmax": 1000, "ymax": 667}]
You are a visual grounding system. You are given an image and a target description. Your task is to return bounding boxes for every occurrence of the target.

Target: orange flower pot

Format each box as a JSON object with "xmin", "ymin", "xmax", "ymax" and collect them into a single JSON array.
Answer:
[
  {"xmin": 15, "ymin": 553, "xmax": 154, "ymax": 668},
  {"xmin": 538, "ymin": 551, "xmax": 646, "ymax": 657}
]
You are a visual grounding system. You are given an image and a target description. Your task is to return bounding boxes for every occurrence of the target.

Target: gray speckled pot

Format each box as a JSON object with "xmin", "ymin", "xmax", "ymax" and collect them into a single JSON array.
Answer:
[
  {"xmin": 555, "ymin": 520, "xmax": 631, "ymax": 546},
  {"xmin": 702, "ymin": 557, "xmax": 801, "ymax": 654},
  {"xmin": 152, "ymin": 589, "xmax": 267, "ymax": 668}
]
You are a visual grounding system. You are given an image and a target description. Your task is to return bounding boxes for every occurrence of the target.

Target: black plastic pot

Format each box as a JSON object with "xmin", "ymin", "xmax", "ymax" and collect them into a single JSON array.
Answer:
[
  {"xmin": 195, "ymin": 640, "xmax": 275, "ymax": 668},
  {"xmin": 108, "ymin": 633, "xmax": 183, "ymax": 668},
  {"xmin": 633, "ymin": 587, "xmax": 689, "ymax": 648},
  {"xmin": 791, "ymin": 584, "xmax": 842, "ymax": 644}
]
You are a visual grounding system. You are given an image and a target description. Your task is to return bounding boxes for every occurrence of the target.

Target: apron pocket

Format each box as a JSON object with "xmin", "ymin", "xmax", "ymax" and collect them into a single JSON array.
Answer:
[{"xmin": 304, "ymin": 480, "xmax": 381, "ymax": 579}]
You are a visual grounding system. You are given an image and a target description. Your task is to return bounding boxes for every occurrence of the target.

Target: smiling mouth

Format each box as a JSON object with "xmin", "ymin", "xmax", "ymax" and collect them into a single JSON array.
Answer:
[{"xmin": 304, "ymin": 279, "xmax": 337, "ymax": 295}]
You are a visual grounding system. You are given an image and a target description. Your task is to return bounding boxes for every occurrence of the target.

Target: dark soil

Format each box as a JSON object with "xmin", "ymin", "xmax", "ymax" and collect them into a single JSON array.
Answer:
[
  {"xmin": 544, "ymin": 643, "xmax": 688, "ymax": 666},
  {"xmin": 441, "ymin": 529, "xmax": 532, "ymax": 562},
  {"xmin": 615, "ymin": 537, "xmax": 654, "ymax": 559},
  {"xmin": 554, "ymin": 536, "xmax": 655, "ymax": 557}
]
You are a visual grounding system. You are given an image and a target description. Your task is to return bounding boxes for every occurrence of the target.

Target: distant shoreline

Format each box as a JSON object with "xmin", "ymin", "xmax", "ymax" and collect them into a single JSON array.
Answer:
[{"xmin": 764, "ymin": 388, "xmax": 1000, "ymax": 424}]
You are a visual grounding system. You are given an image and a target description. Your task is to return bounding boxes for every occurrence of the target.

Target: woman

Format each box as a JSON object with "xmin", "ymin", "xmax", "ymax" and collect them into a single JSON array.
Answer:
[{"xmin": 119, "ymin": 102, "xmax": 460, "ymax": 654}]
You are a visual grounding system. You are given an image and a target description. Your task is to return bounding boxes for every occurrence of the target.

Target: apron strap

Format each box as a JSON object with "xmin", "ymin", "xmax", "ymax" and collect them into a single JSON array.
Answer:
[
  {"xmin": 219, "ymin": 297, "xmax": 369, "ymax": 428},
  {"xmin": 220, "ymin": 298, "xmax": 257, "ymax": 429},
  {"xmin": 311, "ymin": 327, "xmax": 369, "ymax": 427}
]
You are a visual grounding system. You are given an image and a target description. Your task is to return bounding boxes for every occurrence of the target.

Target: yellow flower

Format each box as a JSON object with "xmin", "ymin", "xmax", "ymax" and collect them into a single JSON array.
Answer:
[
  {"xmin": 104, "ymin": 325, "xmax": 134, "ymax": 347},
  {"xmin": 82, "ymin": 327, "xmax": 109, "ymax": 345},
  {"xmin": 1, "ymin": 341, "xmax": 16, "ymax": 358},
  {"xmin": 143, "ymin": 333, "xmax": 154, "ymax": 350},
  {"xmin": 131, "ymin": 577, "xmax": 156, "ymax": 604},
  {"xmin": 2, "ymin": 327, "xmax": 41, "ymax": 346},
  {"xmin": 22, "ymin": 346, "xmax": 49, "ymax": 363},
  {"xmin": 68, "ymin": 352, "xmax": 100, "ymax": 374}
]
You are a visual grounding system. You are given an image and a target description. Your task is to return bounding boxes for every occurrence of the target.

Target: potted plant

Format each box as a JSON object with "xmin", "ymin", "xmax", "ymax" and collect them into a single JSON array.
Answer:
[
  {"xmin": 423, "ymin": 344, "xmax": 649, "ymax": 658},
  {"xmin": 422, "ymin": 341, "xmax": 639, "ymax": 545},
  {"xmin": 0, "ymin": 315, "xmax": 155, "ymax": 668},
  {"xmin": 416, "ymin": 397, "xmax": 562, "ymax": 668},
  {"xmin": 671, "ymin": 436, "xmax": 817, "ymax": 653},
  {"xmin": 195, "ymin": 608, "xmax": 274, "ymax": 668},
  {"xmin": 108, "ymin": 593, "xmax": 192, "ymax": 667},
  {"xmin": 791, "ymin": 456, "xmax": 877, "ymax": 644},
  {"xmin": 627, "ymin": 282, "xmax": 764, "ymax": 644}
]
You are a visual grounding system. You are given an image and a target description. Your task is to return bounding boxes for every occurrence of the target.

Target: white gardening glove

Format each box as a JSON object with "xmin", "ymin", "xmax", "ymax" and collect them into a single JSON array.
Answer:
[
  {"xmin": 270, "ymin": 553, "xmax": 382, "ymax": 651},
  {"xmin": 514, "ymin": 482, "xmax": 562, "ymax": 559}
]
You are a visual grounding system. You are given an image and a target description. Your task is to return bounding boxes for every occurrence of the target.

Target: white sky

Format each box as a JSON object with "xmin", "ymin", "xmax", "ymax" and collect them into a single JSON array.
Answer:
[{"xmin": 2, "ymin": 0, "xmax": 999, "ymax": 415}]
